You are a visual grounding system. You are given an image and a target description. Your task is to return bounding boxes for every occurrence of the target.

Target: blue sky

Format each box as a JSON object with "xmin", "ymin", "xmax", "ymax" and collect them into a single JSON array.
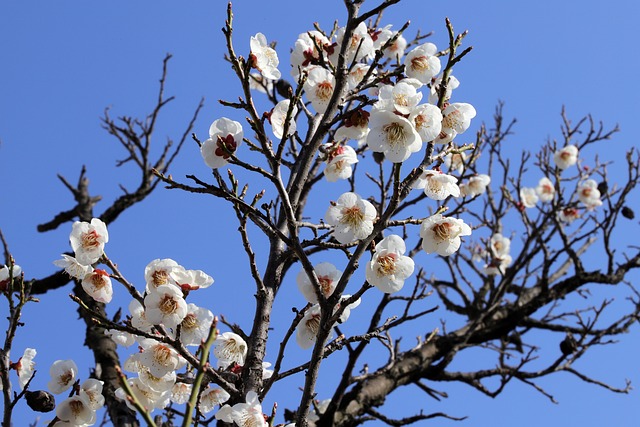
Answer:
[{"xmin": 1, "ymin": 0, "xmax": 639, "ymax": 426}]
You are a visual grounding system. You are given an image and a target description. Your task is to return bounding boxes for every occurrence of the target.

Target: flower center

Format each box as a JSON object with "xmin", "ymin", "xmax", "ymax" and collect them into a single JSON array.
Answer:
[
  {"xmin": 159, "ymin": 295, "xmax": 178, "ymax": 315},
  {"xmin": 432, "ymin": 221, "xmax": 456, "ymax": 242},
  {"xmin": 81, "ymin": 230, "xmax": 101, "ymax": 249},
  {"xmin": 383, "ymin": 122, "xmax": 406, "ymax": 146},
  {"xmin": 215, "ymin": 134, "xmax": 237, "ymax": 158},
  {"xmin": 341, "ymin": 205, "xmax": 365, "ymax": 227},
  {"xmin": 90, "ymin": 270, "xmax": 109, "ymax": 289},
  {"xmin": 316, "ymin": 81, "xmax": 333, "ymax": 101},
  {"xmin": 305, "ymin": 314, "xmax": 321, "ymax": 334},
  {"xmin": 410, "ymin": 55, "xmax": 430, "ymax": 72},
  {"xmin": 318, "ymin": 276, "xmax": 334, "ymax": 296},
  {"xmin": 182, "ymin": 313, "xmax": 198, "ymax": 330},
  {"xmin": 393, "ymin": 93, "xmax": 408, "ymax": 107},
  {"xmin": 59, "ymin": 370, "xmax": 74, "ymax": 387},
  {"xmin": 69, "ymin": 399, "xmax": 85, "ymax": 416},
  {"xmin": 442, "ymin": 110, "xmax": 461, "ymax": 130},
  {"xmin": 376, "ymin": 254, "xmax": 397, "ymax": 276},
  {"xmin": 153, "ymin": 345, "xmax": 173, "ymax": 367}
]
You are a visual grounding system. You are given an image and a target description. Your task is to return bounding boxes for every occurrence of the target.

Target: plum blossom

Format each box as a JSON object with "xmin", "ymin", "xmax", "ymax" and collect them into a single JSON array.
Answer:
[
  {"xmin": 144, "ymin": 258, "xmax": 179, "ymax": 293},
  {"xmin": 372, "ymin": 24, "xmax": 407, "ymax": 59},
  {"xmin": 170, "ymin": 267, "xmax": 214, "ymax": 291},
  {"xmin": 48, "ymin": 359, "xmax": 78, "ymax": 394},
  {"xmin": 16, "ymin": 348, "xmax": 37, "ymax": 390},
  {"xmin": 171, "ymin": 382, "xmax": 192, "ymax": 405},
  {"xmin": 144, "ymin": 284, "xmax": 188, "ymax": 328},
  {"xmin": 178, "ymin": 303, "xmax": 214, "ymax": 346},
  {"xmin": 460, "ymin": 174, "xmax": 491, "ymax": 197},
  {"xmin": 489, "ymin": 234, "xmax": 511, "ymax": 258},
  {"xmin": 559, "ymin": 207, "xmax": 580, "ymax": 224},
  {"xmin": 331, "ymin": 22, "xmax": 374, "ymax": 64},
  {"xmin": 80, "ymin": 379, "xmax": 105, "ymax": 410},
  {"xmin": 484, "ymin": 254, "xmax": 513, "ymax": 276},
  {"xmin": 324, "ymin": 144, "xmax": 358, "ymax": 182},
  {"xmin": 116, "ymin": 377, "xmax": 171, "ymax": 412},
  {"xmin": 69, "ymin": 218, "xmax": 108, "ymax": 266},
  {"xmin": 297, "ymin": 262, "xmax": 341, "ymax": 303},
  {"xmin": 249, "ymin": 72, "xmax": 274, "ymax": 94},
  {"xmin": 213, "ymin": 332, "xmax": 247, "ymax": 369},
  {"xmin": 105, "ymin": 329, "xmax": 135, "ymax": 347},
  {"xmin": 296, "ymin": 304, "xmax": 322, "ymax": 349},
  {"xmin": 412, "ymin": 169, "xmax": 460, "ymax": 200},
  {"xmin": 577, "ymin": 179, "xmax": 603, "ymax": 210},
  {"xmin": 429, "ymin": 75, "xmax": 460, "ymax": 104},
  {"xmin": 325, "ymin": 192, "xmax": 377, "ymax": 244},
  {"xmin": 130, "ymin": 299, "xmax": 153, "ymax": 333},
  {"xmin": 443, "ymin": 151, "xmax": 468, "ymax": 174},
  {"xmin": 215, "ymin": 391, "xmax": 267, "ymax": 427},
  {"xmin": 536, "ymin": 177, "xmax": 555, "ymax": 202},
  {"xmin": 270, "ymin": 99, "xmax": 298, "ymax": 139},
  {"xmin": 520, "ymin": 187, "xmax": 539, "ymax": 208},
  {"xmin": 56, "ymin": 395, "xmax": 96, "ymax": 426},
  {"xmin": 249, "ymin": 33, "xmax": 280, "ymax": 80},
  {"xmin": 366, "ymin": 235, "xmax": 415, "ymax": 293},
  {"xmin": 138, "ymin": 365, "xmax": 177, "ymax": 393},
  {"xmin": 0, "ymin": 264, "xmax": 21, "ymax": 292},
  {"xmin": 334, "ymin": 109, "xmax": 370, "ymax": 144},
  {"xmin": 201, "ymin": 117, "xmax": 243, "ymax": 169},
  {"xmin": 304, "ymin": 67, "xmax": 336, "ymax": 114},
  {"xmin": 81, "ymin": 269, "xmax": 113, "ymax": 303},
  {"xmin": 403, "ymin": 42, "xmax": 441, "ymax": 84},
  {"xmin": 420, "ymin": 214, "xmax": 472, "ymax": 257},
  {"xmin": 483, "ymin": 233, "xmax": 512, "ymax": 275},
  {"xmin": 53, "ymin": 255, "xmax": 92, "ymax": 280},
  {"xmin": 553, "ymin": 145, "xmax": 579, "ymax": 170},
  {"xmin": 409, "ymin": 103, "xmax": 443, "ymax": 142},
  {"xmin": 138, "ymin": 339, "xmax": 186, "ymax": 378},
  {"xmin": 290, "ymin": 31, "xmax": 332, "ymax": 77},
  {"xmin": 198, "ymin": 386, "xmax": 231, "ymax": 414},
  {"xmin": 436, "ymin": 103, "xmax": 477, "ymax": 144},
  {"xmin": 367, "ymin": 110, "xmax": 422, "ymax": 163},
  {"xmin": 375, "ymin": 81, "xmax": 422, "ymax": 115}
]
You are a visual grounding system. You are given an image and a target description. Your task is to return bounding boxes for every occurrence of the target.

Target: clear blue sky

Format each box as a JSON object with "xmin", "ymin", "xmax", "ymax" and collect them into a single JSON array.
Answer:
[{"xmin": 1, "ymin": 0, "xmax": 638, "ymax": 426}]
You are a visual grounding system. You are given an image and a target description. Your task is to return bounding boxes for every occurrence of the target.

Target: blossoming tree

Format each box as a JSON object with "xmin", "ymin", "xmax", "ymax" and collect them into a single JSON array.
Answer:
[{"xmin": 1, "ymin": 1, "xmax": 639, "ymax": 426}]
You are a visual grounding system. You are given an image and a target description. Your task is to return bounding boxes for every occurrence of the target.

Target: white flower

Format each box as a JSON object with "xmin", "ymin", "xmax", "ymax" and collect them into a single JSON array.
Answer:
[
  {"xmin": 483, "ymin": 254, "xmax": 513, "ymax": 276},
  {"xmin": 170, "ymin": 267, "xmax": 214, "ymax": 291},
  {"xmin": 0, "ymin": 264, "xmax": 21, "ymax": 289},
  {"xmin": 553, "ymin": 145, "xmax": 579, "ymax": 170},
  {"xmin": 105, "ymin": 329, "xmax": 135, "ymax": 347},
  {"xmin": 559, "ymin": 207, "xmax": 580, "ymax": 223},
  {"xmin": 375, "ymin": 81, "xmax": 422, "ymax": 115},
  {"xmin": 56, "ymin": 395, "xmax": 96, "ymax": 426},
  {"xmin": 53, "ymin": 255, "xmax": 92, "ymax": 280},
  {"xmin": 129, "ymin": 299, "xmax": 153, "ymax": 333},
  {"xmin": 290, "ymin": 31, "xmax": 331, "ymax": 78},
  {"xmin": 250, "ymin": 33, "xmax": 280, "ymax": 80},
  {"xmin": 48, "ymin": 359, "xmax": 78, "ymax": 394},
  {"xmin": 144, "ymin": 258, "xmax": 179, "ymax": 293},
  {"xmin": 201, "ymin": 117, "xmax": 243, "ymax": 169},
  {"xmin": 335, "ymin": 294, "xmax": 361, "ymax": 323},
  {"xmin": 412, "ymin": 169, "xmax": 460, "ymax": 200},
  {"xmin": 138, "ymin": 339, "xmax": 186, "ymax": 378},
  {"xmin": 331, "ymin": 22, "xmax": 374, "ymax": 64},
  {"xmin": 81, "ymin": 269, "xmax": 113, "ymax": 303},
  {"xmin": 577, "ymin": 179, "xmax": 603, "ymax": 210},
  {"xmin": 116, "ymin": 377, "xmax": 171, "ymax": 412},
  {"xmin": 178, "ymin": 303, "xmax": 214, "ymax": 346},
  {"xmin": 324, "ymin": 144, "xmax": 358, "ymax": 182},
  {"xmin": 404, "ymin": 42, "xmax": 441, "ymax": 84},
  {"xmin": 213, "ymin": 332, "xmax": 247, "ymax": 369},
  {"xmin": 80, "ymin": 379, "xmax": 105, "ymax": 410},
  {"xmin": 420, "ymin": 214, "xmax": 472, "ymax": 257},
  {"xmin": 409, "ymin": 104, "xmax": 443, "ymax": 142},
  {"xmin": 144, "ymin": 284, "xmax": 188, "ymax": 328},
  {"xmin": 536, "ymin": 177, "xmax": 555, "ymax": 202},
  {"xmin": 334, "ymin": 109, "xmax": 370, "ymax": 143},
  {"xmin": 215, "ymin": 391, "xmax": 267, "ymax": 427},
  {"xmin": 249, "ymin": 72, "xmax": 274, "ymax": 94},
  {"xmin": 199, "ymin": 386, "xmax": 231, "ymax": 414},
  {"xmin": 489, "ymin": 234, "xmax": 511, "ymax": 258},
  {"xmin": 428, "ymin": 75, "xmax": 460, "ymax": 105},
  {"xmin": 69, "ymin": 218, "xmax": 108, "ymax": 266},
  {"xmin": 367, "ymin": 110, "xmax": 422, "ymax": 163},
  {"xmin": 366, "ymin": 235, "xmax": 415, "ymax": 293},
  {"xmin": 460, "ymin": 174, "xmax": 491, "ymax": 197},
  {"xmin": 443, "ymin": 151, "xmax": 467, "ymax": 174},
  {"xmin": 325, "ymin": 192, "xmax": 377, "ymax": 244},
  {"xmin": 346, "ymin": 63, "xmax": 375, "ymax": 91},
  {"xmin": 270, "ymin": 99, "xmax": 297, "ymax": 139},
  {"xmin": 373, "ymin": 24, "xmax": 407, "ymax": 59},
  {"xmin": 171, "ymin": 382, "xmax": 192, "ymax": 405},
  {"xmin": 520, "ymin": 187, "xmax": 539, "ymax": 208},
  {"xmin": 16, "ymin": 348, "xmax": 37, "ymax": 390},
  {"xmin": 436, "ymin": 103, "xmax": 476, "ymax": 144},
  {"xmin": 296, "ymin": 304, "xmax": 322, "ymax": 349},
  {"xmin": 138, "ymin": 366, "xmax": 177, "ymax": 393},
  {"xmin": 297, "ymin": 262, "xmax": 341, "ymax": 303},
  {"xmin": 304, "ymin": 67, "xmax": 336, "ymax": 114}
]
